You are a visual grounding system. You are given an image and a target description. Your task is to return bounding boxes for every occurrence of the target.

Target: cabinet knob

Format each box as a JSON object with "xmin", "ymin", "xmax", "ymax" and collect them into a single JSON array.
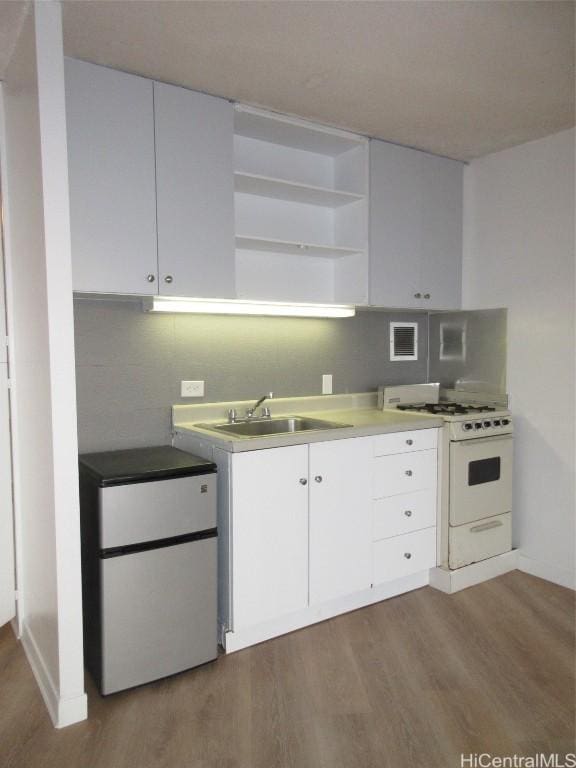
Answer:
[
  {"xmin": 146, "ymin": 274, "xmax": 155, "ymax": 283},
  {"xmin": 404, "ymin": 510, "xmax": 412, "ymax": 517},
  {"xmin": 405, "ymin": 469, "xmax": 413, "ymax": 477},
  {"xmin": 406, "ymin": 439, "xmax": 413, "ymax": 446},
  {"xmin": 299, "ymin": 478, "xmax": 308, "ymax": 486},
  {"xmin": 314, "ymin": 475, "xmax": 323, "ymax": 483},
  {"xmin": 414, "ymin": 292, "xmax": 422, "ymax": 299},
  {"xmin": 424, "ymin": 293, "xmax": 431, "ymax": 299},
  {"xmin": 404, "ymin": 552, "xmax": 412, "ymax": 559},
  {"xmin": 164, "ymin": 275, "xmax": 174, "ymax": 284}
]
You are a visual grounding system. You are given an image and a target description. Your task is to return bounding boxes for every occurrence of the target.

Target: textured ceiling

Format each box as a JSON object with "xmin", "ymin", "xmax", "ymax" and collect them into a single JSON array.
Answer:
[{"xmin": 1, "ymin": 1, "xmax": 574, "ymax": 160}]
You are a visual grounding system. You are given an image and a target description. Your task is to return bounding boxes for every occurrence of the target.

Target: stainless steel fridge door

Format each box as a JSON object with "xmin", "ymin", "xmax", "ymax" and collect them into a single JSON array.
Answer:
[
  {"xmin": 100, "ymin": 474, "xmax": 216, "ymax": 548},
  {"xmin": 100, "ymin": 536, "xmax": 217, "ymax": 694}
]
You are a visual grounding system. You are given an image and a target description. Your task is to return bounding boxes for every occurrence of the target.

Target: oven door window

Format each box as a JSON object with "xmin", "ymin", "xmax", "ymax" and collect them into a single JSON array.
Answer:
[{"xmin": 468, "ymin": 457, "xmax": 501, "ymax": 486}]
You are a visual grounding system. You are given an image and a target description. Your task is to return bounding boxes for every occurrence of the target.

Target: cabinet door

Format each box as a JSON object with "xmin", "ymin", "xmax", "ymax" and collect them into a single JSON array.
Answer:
[
  {"xmin": 420, "ymin": 153, "xmax": 462, "ymax": 310},
  {"xmin": 369, "ymin": 139, "xmax": 423, "ymax": 308},
  {"xmin": 231, "ymin": 445, "xmax": 308, "ymax": 630},
  {"xmin": 369, "ymin": 138, "xmax": 463, "ymax": 310},
  {"xmin": 65, "ymin": 59, "xmax": 157, "ymax": 294},
  {"xmin": 154, "ymin": 82, "xmax": 235, "ymax": 298},
  {"xmin": 309, "ymin": 437, "xmax": 373, "ymax": 604}
]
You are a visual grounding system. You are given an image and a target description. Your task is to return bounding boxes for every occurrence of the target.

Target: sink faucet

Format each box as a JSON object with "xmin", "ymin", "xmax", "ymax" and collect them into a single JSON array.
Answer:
[{"xmin": 245, "ymin": 392, "xmax": 274, "ymax": 420}]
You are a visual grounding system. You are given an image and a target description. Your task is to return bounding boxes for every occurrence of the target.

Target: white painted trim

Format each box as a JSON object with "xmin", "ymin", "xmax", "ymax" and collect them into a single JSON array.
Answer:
[
  {"xmin": 21, "ymin": 622, "xmax": 88, "ymax": 728},
  {"xmin": 518, "ymin": 554, "xmax": 575, "ymax": 591},
  {"xmin": 429, "ymin": 549, "xmax": 519, "ymax": 594},
  {"xmin": 0, "ymin": 79, "xmax": 24, "ymax": 639},
  {"xmin": 34, "ymin": 0, "xmax": 86, "ymax": 711},
  {"xmin": 224, "ymin": 570, "xmax": 429, "ymax": 653}
]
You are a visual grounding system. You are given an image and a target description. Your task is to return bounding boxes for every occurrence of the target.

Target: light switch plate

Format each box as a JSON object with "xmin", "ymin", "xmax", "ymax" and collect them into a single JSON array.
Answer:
[
  {"xmin": 322, "ymin": 374, "xmax": 333, "ymax": 395},
  {"xmin": 181, "ymin": 380, "xmax": 205, "ymax": 398}
]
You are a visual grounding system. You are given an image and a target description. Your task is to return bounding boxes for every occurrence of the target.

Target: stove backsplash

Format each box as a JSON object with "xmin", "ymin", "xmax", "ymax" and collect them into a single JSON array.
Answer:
[{"xmin": 428, "ymin": 308, "xmax": 507, "ymax": 394}]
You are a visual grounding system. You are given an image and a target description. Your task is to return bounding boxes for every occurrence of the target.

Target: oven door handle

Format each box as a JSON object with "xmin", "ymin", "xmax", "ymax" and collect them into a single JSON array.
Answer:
[
  {"xmin": 470, "ymin": 520, "xmax": 504, "ymax": 533},
  {"xmin": 456, "ymin": 434, "xmax": 513, "ymax": 447}
]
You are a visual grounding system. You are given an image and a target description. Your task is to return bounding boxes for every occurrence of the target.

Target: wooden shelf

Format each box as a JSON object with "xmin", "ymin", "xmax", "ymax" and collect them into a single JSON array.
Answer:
[
  {"xmin": 234, "ymin": 172, "xmax": 364, "ymax": 209},
  {"xmin": 235, "ymin": 235, "xmax": 363, "ymax": 259}
]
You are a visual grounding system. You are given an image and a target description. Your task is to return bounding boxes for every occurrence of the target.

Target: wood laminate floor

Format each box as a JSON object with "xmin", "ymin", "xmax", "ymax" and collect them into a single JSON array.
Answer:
[{"xmin": 1, "ymin": 571, "xmax": 574, "ymax": 768}]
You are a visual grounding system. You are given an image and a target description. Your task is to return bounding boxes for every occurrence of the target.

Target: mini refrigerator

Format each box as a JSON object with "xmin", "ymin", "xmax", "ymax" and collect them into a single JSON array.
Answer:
[{"xmin": 79, "ymin": 446, "xmax": 218, "ymax": 695}]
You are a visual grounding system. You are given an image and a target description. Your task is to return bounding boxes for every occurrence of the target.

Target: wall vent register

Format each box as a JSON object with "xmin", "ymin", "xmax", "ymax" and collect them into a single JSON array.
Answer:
[{"xmin": 390, "ymin": 322, "xmax": 418, "ymax": 361}]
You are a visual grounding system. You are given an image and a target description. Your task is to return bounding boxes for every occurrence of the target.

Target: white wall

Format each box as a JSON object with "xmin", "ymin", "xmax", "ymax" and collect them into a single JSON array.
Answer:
[
  {"xmin": 0, "ymin": 1, "xmax": 86, "ymax": 726},
  {"xmin": 463, "ymin": 128, "xmax": 575, "ymax": 589}
]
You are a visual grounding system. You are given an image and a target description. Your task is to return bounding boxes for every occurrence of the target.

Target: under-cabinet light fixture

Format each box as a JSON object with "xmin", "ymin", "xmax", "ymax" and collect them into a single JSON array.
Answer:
[{"xmin": 143, "ymin": 297, "xmax": 356, "ymax": 318}]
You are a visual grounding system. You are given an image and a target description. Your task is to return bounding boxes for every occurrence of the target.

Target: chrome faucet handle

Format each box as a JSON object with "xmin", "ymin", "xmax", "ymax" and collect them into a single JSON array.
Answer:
[
  {"xmin": 261, "ymin": 406, "xmax": 271, "ymax": 418},
  {"xmin": 228, "ymin": 408, "xmax": 238, "ymax": 423}
]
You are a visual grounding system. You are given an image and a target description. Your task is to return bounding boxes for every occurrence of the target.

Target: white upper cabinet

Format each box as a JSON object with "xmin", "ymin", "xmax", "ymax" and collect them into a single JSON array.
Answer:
[
  {"xmin": 154, "ymin": 83, "xmax": 235, "ymax": 298},
  {"xmin": 369, "ymin": 139, "xmax": 463, "ymax": 310},
  {"xmin": 65, "ymin": 59, "xmax": 158, "ymax": 295}
]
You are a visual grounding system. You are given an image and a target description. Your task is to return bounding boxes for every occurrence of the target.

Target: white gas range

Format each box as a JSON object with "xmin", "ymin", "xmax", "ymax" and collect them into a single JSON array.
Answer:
[{"xmin": 379, "ymin": 384, "xmax": 513, "ymax": 571}]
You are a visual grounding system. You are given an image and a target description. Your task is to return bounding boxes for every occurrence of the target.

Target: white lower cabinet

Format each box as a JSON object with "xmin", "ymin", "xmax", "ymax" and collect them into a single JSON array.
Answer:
[
  {"xmin": 230, "ymin": 445, "xmax": 309, "ymax": 630},
  {"xmin": 226, "ymin": 428, "xmax": 439, "ymax": 646},
  {"xmin": 372, "ymin": 434, "xmax": 438, "ymax": 587},
  {"xmin": 309, "ymin": 437, "xmax": 373, "ymax": 605}
]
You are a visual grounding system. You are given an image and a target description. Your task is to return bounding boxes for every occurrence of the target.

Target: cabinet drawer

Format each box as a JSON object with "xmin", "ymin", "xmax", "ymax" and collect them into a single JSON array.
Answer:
[
  {"xmin": 373, "ymin": 428, "xmax": 437, "ymax": 457},
  {"xmin": 449, "ymin": 513, "xmax": 511, "ymax": 570},
  {"xmin": 373, "ymin": 449, "xmax": 437, "ymax": 498},
  {"xmin": 373, "ymin": 527, "xmax": 436, "ymax": 584},
  {"xmin": 373, "ymin": 489, "xmax": 436, "ymax": 541}
]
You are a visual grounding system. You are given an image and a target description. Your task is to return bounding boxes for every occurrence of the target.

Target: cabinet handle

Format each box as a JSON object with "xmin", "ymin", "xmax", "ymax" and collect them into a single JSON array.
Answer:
[
  {"xmin": 404, "ymin": 552, "xmax": 412, "ymax": 559},
  {"xmin": 414, "ymin": 292, "xmax": 422, "ymax": 299},
  {"xmin": 424, "ymin": 293, "xmax": 431, "ymax": 299},
  {"xmin": 314, "ymin": 475, "xmax": 323, "ymax": 483},
  {"xmin": 164, "ymin": 275, "xmax": 174, "ymax": 284},
  {"xmin": 406, "ymin": 439, "xmax": 413, "ymax": 446},
  {"xmin": 405, "ymin": 470, "xmax": 413, "ymax": 477},
  {"xmin": 404, "ymin": 510, "xmax": 412, "ymax": 517},
  {"xmin": 146, "ymin": 274, "xmax": 155, "ymax": 283},
  {"xmin": 299, "ymin": 478, "xmax": 308, "ymax": 486}
]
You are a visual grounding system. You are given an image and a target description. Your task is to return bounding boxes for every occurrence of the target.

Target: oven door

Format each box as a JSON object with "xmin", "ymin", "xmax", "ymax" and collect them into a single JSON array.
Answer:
[{"xmin": 449, "ymin": 434, "xmax": 513, "ymax": 526}]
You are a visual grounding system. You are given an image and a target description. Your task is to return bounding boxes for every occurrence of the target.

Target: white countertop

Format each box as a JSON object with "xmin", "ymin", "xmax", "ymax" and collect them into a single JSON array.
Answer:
[{"xmin": 172, "ymin": 393, "xmax": 442, "ymax": 453}]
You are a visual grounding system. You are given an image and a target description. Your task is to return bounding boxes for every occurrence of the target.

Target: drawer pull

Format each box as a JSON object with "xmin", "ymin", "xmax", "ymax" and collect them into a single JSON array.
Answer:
[
  {"xmin": 299, "ymin": 478, "xmax": 308, "ymax": 486},
  {"xmin": 405, "ymin": 470, "xmax": 413, "ymax": 477},
  {"xmin": 406, "ymin": 439, "xmax": 413, "ymax": 446},
  {"xmin": 404, "ymin": 510, "xmax": 412, "ymax": 517},
  {"xmin": 470, "ymin": 520, "xmax": 503, "ymax": 533},
  {"xmin": 404, "ymin": 552, "xmax": 412, "ymax": 559}
]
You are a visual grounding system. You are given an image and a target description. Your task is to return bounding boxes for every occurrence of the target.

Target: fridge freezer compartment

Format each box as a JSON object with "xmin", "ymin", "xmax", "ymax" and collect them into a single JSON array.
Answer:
[{"xmin": 100, "ymin": 473, "xmax": 216, "ymax": 548}]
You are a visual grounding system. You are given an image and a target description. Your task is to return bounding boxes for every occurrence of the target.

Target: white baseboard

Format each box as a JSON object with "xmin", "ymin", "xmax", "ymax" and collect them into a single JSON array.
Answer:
[
  {"xmin": 429, "ymin": 550, "xmax": 519, "ymax": 594},
  {"xmin": 21, "ymin": 623, "xmax": 87, "ymax": 728},
  {"xmin": 518, "ymin": 554, "xmax": 575, "ymax": 591},
  {"xmin": 224, "ymin": 571, "xmax": 429, "ymax": 653}
]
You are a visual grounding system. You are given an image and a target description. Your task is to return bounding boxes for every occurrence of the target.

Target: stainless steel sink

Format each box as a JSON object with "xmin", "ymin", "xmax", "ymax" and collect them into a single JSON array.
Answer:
[{"xmin": 195, "ymin": 416, "xmax": 352, "ymax": 438}]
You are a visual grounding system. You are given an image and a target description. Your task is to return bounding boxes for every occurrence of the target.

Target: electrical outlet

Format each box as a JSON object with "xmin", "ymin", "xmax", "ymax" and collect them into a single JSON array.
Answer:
[
  {"xmin": 181, "ymin": 380, "xmax": 205, "ymax": 398},
  {"xmin": 322, "ymin": 374, "xmax": 333, "ymax": 395}
]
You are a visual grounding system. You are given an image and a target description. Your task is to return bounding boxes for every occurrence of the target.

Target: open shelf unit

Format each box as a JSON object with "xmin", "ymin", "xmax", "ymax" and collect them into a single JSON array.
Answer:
[{"xmin": 234, "ymin": 105, "xmax": 369, "ymax": 305}]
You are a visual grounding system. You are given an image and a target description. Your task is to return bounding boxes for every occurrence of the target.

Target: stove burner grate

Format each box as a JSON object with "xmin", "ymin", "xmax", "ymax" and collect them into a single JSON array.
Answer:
[{"xmin": 396, "ymin": 402, "xmax": 496, "ymax": 415}]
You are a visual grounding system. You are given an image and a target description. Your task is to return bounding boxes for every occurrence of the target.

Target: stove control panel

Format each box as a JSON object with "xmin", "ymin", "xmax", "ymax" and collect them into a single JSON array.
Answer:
[{"xmin": 459, "ymin": 417, "xmax": 512, "ymax": 437}]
